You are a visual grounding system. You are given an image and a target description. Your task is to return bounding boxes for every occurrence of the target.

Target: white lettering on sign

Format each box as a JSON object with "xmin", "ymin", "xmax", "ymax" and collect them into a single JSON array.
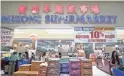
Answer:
[{"xmin": 74, "ymin": 27, "xmax": 117, "ymax": 43}]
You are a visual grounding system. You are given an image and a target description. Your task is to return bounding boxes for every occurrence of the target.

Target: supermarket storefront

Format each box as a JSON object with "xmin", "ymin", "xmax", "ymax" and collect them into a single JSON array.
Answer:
[
  {"xmin": 1, "ymin": 2, "xmax": 118, "ymax": 24},
  {"xmin": 1, "ymin": 1, "xmax": 124, "ymax": 56},
  {"xmin": 2, "ymin": 1, "xmax": 124, "ymax": 46},
  {"xmin": 1, "ymin": 1, "xmax": 124, "ymax": 76}
]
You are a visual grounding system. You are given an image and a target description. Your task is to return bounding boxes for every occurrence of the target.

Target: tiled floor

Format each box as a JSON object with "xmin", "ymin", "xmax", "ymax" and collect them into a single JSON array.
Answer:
[
  {"xmin": 1, "ymin": 66, "xmax": 111, "ymax": 76},
  {"xmin": 93, "ymin": 66, "xmax": 111, "ymax": 76}
]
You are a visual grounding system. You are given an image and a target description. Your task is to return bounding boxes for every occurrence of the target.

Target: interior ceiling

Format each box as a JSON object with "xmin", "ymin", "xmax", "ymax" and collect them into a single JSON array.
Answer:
[
  {"xmin": 4, "ymin": 24, "xmax": 123, "ymax": 29},
  {"xmin": 15, "ymin": 39, "xmax": 73, "ymax": 50}
]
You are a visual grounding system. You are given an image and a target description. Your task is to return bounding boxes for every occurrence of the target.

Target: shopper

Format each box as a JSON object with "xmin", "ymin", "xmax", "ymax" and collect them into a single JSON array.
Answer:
[
  {"xmin": 116, "ymin": 48, "xmax": 121, "ymax": 56},
  {"xmin": 40, "ymin": 52, "xmax": 46, "ymax": 62},
  {"xmin": 77, "ymin": 44, "xmax": 86, "ymax": 57},
  {"xmin": 8, "ymin": 52, "xmax": 19, "ymax": 75},
  {"xmin": 59, "ymin": 52, "xmax": 62, "ymax": 58},
  {"xmin": 111, "ymin": 51, "xmax": 120, "ymax": 74},
  {"xmin": 55, "ymin": 52, "xmax": 59, "ymax": 58},
  {"xmin": 25, "ymin": 52, "xmax": 29, "ymax": 60},
  {"xmin": 31, "ymin": 53, "xmax": 35, "ymax": 60},
  {"xmin": 18, "ymin": 53, "xmax": 22, "ymax": 60},
  {"xmin": 45, "ymin": 52, "xmax": 50, "ymax": 61}
]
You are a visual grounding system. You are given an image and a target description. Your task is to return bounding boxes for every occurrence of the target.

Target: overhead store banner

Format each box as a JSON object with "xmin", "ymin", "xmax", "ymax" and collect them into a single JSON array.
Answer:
[
  {"xmin": 1, "ymin": 27, "xmax": 14, "ymax": 46},
  {"xmin": 1, "ymin": 4, "xmax": 117, "ymax": 24},
  {"xmin": 74, "ymin": 27, "xmax": 117, "ymax": 43}
]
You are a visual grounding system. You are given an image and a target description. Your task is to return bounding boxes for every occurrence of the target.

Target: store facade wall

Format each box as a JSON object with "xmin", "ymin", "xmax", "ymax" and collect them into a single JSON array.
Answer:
[
  {"xmin": 1, "ymin": 1, "xmax": 124, "ymax": 50},
  {"xmin": 1, "ymin": 1, "xmax": 124, "ymax": 28}
]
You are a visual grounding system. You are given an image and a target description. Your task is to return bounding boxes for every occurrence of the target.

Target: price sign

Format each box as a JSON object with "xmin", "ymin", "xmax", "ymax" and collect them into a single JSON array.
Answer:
[{"xmin": 74, "ymin": 27, "xmax": 117, "ymax": 43}]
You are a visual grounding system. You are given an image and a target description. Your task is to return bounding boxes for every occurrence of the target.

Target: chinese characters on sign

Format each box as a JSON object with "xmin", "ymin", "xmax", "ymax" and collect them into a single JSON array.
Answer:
[
  {"xmin": 91, "ymin": 4, "xmax": 100, "ymax": 14},
  {"xmin": 74, "ymin": 27, "xmax": 117, "ymax": 43},
  {"xmin": 18, "ymin": 5, "xmax": 27, "ymax": 14},
  {"xmin": 1, "ymin": 4, "xmax": 117, "ymax": 24},
  {"xmin": 55, "ymin": 4, "xmax": 64, "ymax": 14},
  {"xmin": 31, "ymin": 5, "xmax": 40, "ymax": 14},
  {"xmin": 80, "ymin": 4, "xmax": 88, "ymax": 14},
  {"xmin": 17, "ymin": 4, "xmax": 100, "ymax": 14},
  {"xmin": 43, "ymin": 4, "xmax": 51, "ymax": 13}
]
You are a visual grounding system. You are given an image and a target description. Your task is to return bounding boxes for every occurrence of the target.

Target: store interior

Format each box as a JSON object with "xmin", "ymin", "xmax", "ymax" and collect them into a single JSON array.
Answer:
[{"xmin": 1, "ymin": 26, "xmax": 124, "ymax": 76}]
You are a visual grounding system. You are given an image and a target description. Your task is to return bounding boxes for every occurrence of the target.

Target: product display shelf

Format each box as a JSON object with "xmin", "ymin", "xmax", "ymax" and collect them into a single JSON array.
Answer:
[
  {"xmin": 47, "ymin": 58, "xmax": 60, "ymax": 76},
  {"xmin": 81, "ymin": 59, "xmax": 93, "ymax": 76},
  {"xmin": 38, "ymin": 62, "xmax": 48, "ymax": 76},
  {"xmin": 60, "ymin": 57, "xmax": 70, "ymax": 74},
  {"xmin": 69, "ymin": 59, "xmax": 81, "ymax": 76},
  {"xmin": 60, "ymin": 62, "xmax": 69, "ymax": 74},
  {"xmin": 31, "ymin": 61, "xmax": 43, "ymax": 71},
  {"xmin": 18, "ymin": 64, "xmax": 31, "ymax": 71},
  {"xmin": 13, "ymin": 71, "xmax": 38, "ymax": 76}
]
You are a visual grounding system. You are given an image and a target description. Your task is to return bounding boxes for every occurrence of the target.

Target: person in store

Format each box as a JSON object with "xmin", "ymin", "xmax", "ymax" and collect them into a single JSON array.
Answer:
[
  {"xmin": 59, "ymin": 52, "xmax": 62, "ymax": 58},
  {"xmin": 116, "ymin": 48, "xmax": 121, "ymax": 57},
  {"xmin": 111, "ymin": 51, "xmax": 120, "ymax": 74},
  {"xmin": 55, "ymin": 52, "xmax": 59, "ymax": 58},
  {"xmin": 45, "ymin": 51, "xmax": 51, "ymax": 61},
  {"xmin": 18, "ymin": 53, "xmax": 22, "ymax": 60},
  {"xmin": 77, "ymin": 44, "xmax": 86, "ymax": 57},
  {"xmin": 31, "ymin": 53, "xmax": 35, "ymax": 61},
  {"xmin": 25, "ymin": 52, "xmax": 29, "ymax": 60},
  {"xmin": 40, "ymin": 52, "xmax": 46, "ymax": 62},
  {"xmin": 96, "ymin": 48, "xmax": 103, "ymax": 58},
  {"xmin": 8, "ymin": 52, "xmax": 19, "ymax": 75}
]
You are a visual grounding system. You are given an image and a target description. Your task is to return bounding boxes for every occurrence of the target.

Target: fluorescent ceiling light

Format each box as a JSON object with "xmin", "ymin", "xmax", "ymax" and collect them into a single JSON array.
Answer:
[
  {"xmin": 115, "ymin": 45, "xmax": 118, "ymax": 47},
  {"xmin": 46, "ymin": 29, "xmax": 74, "ymax": 34},
  {"xmin": 116, "ymin": 29, "xmax": 124, "ymax": 34},
  {"xmin": 103, "ymin": 45, "xmax": 106, "ymax": 47},
  {"xmin": 14, "ymin": 29, "xmax": 24, "ymax": 34}
]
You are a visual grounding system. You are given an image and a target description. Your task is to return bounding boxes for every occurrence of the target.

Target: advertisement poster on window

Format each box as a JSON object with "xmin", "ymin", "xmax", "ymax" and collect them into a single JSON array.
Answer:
[
  {"xmin": 74, "ymin": 27, "xmax": 117, "ymax": 43},
  {"xmin": 1, "ymin": 27, "xmax": 14, "ymax": 46}
]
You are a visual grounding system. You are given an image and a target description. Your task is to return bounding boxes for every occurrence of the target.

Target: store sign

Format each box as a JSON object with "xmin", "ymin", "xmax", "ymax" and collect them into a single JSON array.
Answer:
[
  {"xmin": 74, "ymin": 27, "xmax": 117, "ymax": 43},
  {"xmin": 1, "ymin": 27, "xmax": 14, "ymax": 46},
  {"xmin": 1, "ymin": 4, "xmax": 117, "ymax": 24}
]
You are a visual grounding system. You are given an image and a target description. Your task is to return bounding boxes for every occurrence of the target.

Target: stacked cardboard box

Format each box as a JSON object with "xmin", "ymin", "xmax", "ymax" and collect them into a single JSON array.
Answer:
[
  {"xmin": 28, "ymin": 71, "xmax": 39, "ymax": 76},
  {"xmin": 38, "ymin": 62, "xmax": 48, "ymax": 76},
  {"xmin": 18, "ymin": 64, "xmax": 31, "ymax": 71},
  {"xmin": 14, "ymin": 71, "xmax": 38, "ymax": 76},
  {"xmin": 14, "ymin": 71, "xmax": 28, "ymax": 76},
  {"xmin": 69, "ymin": 59, "xmax": 81, "ymax": 76},
  {"xmin": 47, "ymin": 58, "xmax": 60, "ymax": 76},
  {"xmin": 31, "ymin": 61, "xmax": 43, "ymax": 71},
  {"xmin": 81, "ymin": 59, "xmax": 92, "ymax": 76}
]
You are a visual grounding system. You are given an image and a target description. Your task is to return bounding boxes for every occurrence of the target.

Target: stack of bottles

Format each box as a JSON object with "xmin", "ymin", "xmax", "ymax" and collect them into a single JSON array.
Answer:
[
  {"xmin": 81, "ymin": 59, "xmax": 92, "ymax": 76},
  {"xmin": 69, "ymin": 59, "xmax": 81, "ymax": 76},
  {"xmin": 38, "ymin": 62, "xmax": 48, "ymax": 76},
  {"xmin": 47, "ymin": 58, "xmax": 60, "ymax": 76}
]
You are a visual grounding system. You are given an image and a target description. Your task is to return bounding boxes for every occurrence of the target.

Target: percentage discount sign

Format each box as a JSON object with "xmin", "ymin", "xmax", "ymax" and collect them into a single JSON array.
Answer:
[
  {"xmin": 99, "ymin": 31, "xmax": 104, "ymax": 37},
  {"xmin": 91, "ymin": 31, "xmax": 105, "ymax": 38}
]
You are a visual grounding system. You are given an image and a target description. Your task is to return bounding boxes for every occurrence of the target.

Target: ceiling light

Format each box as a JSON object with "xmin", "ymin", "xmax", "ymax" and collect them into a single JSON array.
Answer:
[{"xmin": 46, "ymin": 29, "xmax": 74, "ymax": 34}]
